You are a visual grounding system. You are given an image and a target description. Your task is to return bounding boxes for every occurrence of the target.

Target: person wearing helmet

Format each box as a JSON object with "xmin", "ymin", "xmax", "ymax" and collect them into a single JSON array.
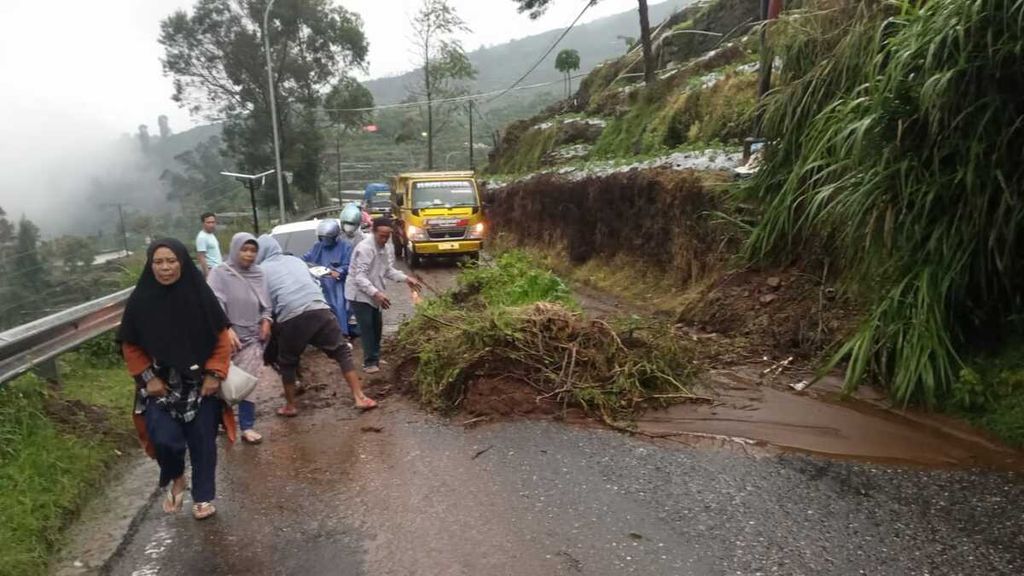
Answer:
[
  {"xmin": 339, "ymin": 203, "xmax": 365, "ymax": 248},
  {"xmin": 302, "ymin": 219, "xmax": 355, "ymax": 337},
  {"xmin": 337, "ymin": 204, "xmax": 366, "ymax": 338}
]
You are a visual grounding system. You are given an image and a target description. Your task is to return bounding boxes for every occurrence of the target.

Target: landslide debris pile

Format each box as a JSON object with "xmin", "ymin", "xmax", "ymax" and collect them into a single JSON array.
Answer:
[{"xmin": 397, "ymin": 253, "xmax": 704, "ymax": 422}]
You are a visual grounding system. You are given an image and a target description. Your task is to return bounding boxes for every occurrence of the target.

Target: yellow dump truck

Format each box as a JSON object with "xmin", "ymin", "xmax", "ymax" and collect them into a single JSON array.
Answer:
[{"xmin": 391, "ymin": 171, "xmax": 485, "ymax": 267}]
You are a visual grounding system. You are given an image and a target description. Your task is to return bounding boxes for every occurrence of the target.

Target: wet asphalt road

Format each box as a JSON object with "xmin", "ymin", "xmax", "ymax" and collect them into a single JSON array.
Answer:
[{"xmin": 104, "ymin": 260, "xmax": 1024, "ymax": 576}]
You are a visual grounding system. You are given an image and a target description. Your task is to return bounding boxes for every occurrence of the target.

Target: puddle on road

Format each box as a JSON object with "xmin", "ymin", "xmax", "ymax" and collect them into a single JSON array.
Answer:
[{"xmin": 634, "ymin": 366, "xmax": 1024, "ymax": 471}]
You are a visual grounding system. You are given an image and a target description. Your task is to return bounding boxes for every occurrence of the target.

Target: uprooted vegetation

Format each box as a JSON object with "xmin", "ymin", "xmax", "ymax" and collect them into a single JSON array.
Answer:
[{"xmin": 396, "ymin": 252, "xmax": 706, "ymax": 423}]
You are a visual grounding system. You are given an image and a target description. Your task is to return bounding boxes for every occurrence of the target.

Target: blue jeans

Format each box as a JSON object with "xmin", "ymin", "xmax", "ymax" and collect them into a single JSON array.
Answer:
[
  {"xmin": 238, "ymin": 400, "xmax": 256, "ymax": 431},
  {"xmin": 145, "ymin": 397, "xmax": 220, "ymax": 503},
  {"xmin": 351, "ymin": 301, "xmax": 382, "ymax": 368}
]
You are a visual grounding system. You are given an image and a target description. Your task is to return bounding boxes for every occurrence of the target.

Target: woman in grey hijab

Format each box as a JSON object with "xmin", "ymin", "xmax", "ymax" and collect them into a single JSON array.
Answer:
[{"xmin": 207, "ymin": 232, "xmax": 272, "ymax": 444}]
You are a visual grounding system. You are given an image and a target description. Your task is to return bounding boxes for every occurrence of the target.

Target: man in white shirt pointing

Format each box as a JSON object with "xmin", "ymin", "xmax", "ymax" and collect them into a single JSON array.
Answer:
[{"xmin": 346, "ymin": 217, "xmax": 421, "ymax": 373}]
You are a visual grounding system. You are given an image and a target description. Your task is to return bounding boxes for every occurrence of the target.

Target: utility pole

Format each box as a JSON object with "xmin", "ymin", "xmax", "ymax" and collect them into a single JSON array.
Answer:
[
  {"xmin": 468, "ymin": 100, "xmax": 475, "ymax": 170},
  {"xmin": 116, "ymin": 203, "xmax": 128, "ymax": 255},
  {"xmin": 638, "ymin": 0, "xmax": 655, "ymax": 85},
  {"xmin": 263, "ymin": 0, "xmax": 287, "ymax": 223},
  {"xmin": 336, "ymin": 128, "xmax": 342, "ymax": 197}
]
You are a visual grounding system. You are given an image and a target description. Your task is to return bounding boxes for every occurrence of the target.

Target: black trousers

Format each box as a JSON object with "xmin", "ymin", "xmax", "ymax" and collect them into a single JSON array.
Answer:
[{"xmin": 274, "ymin": 308, "xmax": 356, "ymax": 384}]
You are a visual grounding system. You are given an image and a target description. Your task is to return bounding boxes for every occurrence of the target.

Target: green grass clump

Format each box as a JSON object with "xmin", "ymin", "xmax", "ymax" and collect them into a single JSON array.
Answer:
[
  {"xmin": 398, "ymin": 251, "xmax": 702, "ymax": 420},
  {"xmin": 741, "ymin": 0, "xmax": 1024, "ymax": 406},
  {"xmin": 458, "ymin": 251, "xmax": 574, "ymax": 308},
  {"xmin": 949, "ymin": 341, "xmax": 1024, "ymax": 447},
  {"xmin": 0, "ymin": 348, "xmax": 133, "ymax": 575},
  {"xmin": 488, "ymin": 125, "xmax": 559, "ymax": 175}
]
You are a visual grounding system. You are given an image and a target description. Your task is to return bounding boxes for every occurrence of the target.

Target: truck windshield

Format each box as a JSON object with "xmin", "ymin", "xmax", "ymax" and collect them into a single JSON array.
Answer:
[
  {"xmin": 411, "ymin": 180, "xmax": 477, "ymax": 209},
  {"xmin": 368, "ymin": 194, "xmax": 390, "ymax": 210}
]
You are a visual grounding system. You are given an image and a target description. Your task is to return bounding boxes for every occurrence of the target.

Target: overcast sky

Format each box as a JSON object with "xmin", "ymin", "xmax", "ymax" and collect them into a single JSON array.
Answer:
[
  {"xmin": 0, "ymin": 0, "xmax": 649, "ymax": 137},
  {"xmin": 0, "ymin": 0, "xmax": 652, "ymax": 225}
]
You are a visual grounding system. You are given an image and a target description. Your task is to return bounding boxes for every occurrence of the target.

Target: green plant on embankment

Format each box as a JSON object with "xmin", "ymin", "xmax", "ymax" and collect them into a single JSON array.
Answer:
[
  {"xmin": 398, "ymin": 251, "xmax": 702, "ymax": 421},
  {"xmin": 741, "ymin": 0, "xmax": 1024, "ymax": 406},
  {"xmin": 950, "ymin": 340, "xmax": 1024, "ymax": 448},
  {"xmin": 0, "ymin": 340, "xmax": 133, "ymax": 576}
]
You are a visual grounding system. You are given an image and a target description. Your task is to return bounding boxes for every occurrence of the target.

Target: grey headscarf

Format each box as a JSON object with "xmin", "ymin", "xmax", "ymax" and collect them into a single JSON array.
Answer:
[{"xmin": 207, "ymin": 233, "xmax": 271, "ymax": 342}]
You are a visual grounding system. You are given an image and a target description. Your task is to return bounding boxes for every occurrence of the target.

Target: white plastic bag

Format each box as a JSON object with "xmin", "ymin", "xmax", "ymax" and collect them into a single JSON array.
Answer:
[{"xmin": 219, "ymin": 362, "xmax": 258, "ymax": 405}]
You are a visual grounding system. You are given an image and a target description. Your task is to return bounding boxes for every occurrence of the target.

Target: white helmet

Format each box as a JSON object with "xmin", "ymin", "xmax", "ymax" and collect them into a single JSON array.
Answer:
[
  {"xmin": 316, "ymin": 219, "xmax": 341, "ymax": 240},
  {"xmin": 340, "ymin": 203, "xmax": 362, "ymax": 236}
]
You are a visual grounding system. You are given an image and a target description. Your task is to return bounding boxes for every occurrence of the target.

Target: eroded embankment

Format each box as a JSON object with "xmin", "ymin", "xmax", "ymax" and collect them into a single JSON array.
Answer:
[
  {"xmin": 478, "ymin": 170, "xmax": 1023, "ymax": 470},
  {"xmin": 484, "ymin": 169, "xmax": 857, "ymax": 361}
]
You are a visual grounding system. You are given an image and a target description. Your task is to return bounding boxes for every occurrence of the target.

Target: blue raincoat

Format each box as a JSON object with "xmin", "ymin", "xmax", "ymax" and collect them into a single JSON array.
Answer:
[{"xmin": 303, "ymin": 238, "xmax": 358, "ymax": 336}]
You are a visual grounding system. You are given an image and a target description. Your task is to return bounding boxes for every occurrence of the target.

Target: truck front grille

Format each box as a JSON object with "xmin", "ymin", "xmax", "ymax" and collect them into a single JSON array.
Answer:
[{"xmin": 428, "ymin": 227, "xmax": 467, "ymax": 240}]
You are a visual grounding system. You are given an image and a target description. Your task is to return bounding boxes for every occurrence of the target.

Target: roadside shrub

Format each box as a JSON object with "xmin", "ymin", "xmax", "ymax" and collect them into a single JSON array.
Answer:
[{"xmin": 742, "ymin": 0, "xmax": 1024, "ymax": 405}]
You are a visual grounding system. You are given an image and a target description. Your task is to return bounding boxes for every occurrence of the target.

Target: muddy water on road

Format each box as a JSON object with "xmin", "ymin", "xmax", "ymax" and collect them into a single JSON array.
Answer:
[{"xmin": 635, "ymin": 366, "xmax": 1024, "ymax": 470}]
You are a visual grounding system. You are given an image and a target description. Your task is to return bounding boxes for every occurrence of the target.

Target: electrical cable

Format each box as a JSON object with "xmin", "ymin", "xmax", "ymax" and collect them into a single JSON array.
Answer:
[{"xmin": 485, "ymin": 0, "xmax": 596, "ymax": 104}]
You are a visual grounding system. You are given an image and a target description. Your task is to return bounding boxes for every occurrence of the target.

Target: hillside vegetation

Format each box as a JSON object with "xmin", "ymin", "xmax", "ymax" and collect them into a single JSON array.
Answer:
[
  {"xmin": 743, "ymin": 0, "xmax": 1024, "ymax": 408},
  {"xmin": 486, "ymin": 0, "xmax": 761, "ymax": 175},
  {"xmin": 485, "ymin": 0, "xmax": 1024, "ymax": 440}
]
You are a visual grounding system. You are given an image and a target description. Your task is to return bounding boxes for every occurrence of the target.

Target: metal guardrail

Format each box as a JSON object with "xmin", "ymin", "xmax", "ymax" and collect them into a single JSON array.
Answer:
[{"xmin": 0, "ymin": 288, "xmax": 133, "ymax": 385}]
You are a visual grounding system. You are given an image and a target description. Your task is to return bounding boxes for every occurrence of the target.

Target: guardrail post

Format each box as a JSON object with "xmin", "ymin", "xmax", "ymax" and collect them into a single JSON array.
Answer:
[{"xmin": 34, "ymin": 358, "xmax": 62, "ymax": 386}]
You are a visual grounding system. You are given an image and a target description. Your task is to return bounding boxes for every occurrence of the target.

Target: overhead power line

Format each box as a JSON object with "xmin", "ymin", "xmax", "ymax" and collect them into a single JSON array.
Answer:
[
  {"xmin": 486, "ymin": 0, "xmax": 596, "ymax": 104},
  {"xmin": 318, "ymin": 73, "xmax": 587, "ymax": 114}
]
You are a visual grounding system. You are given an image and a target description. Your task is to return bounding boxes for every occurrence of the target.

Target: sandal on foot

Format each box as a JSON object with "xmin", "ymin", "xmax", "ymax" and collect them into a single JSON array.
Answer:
[
  {"xmin": 162, "ymin": 484, "xmax": 185, "ymax": 513},
  {"xmin": 276, "ymin": 406, "xmax": 298, "ymax": 417},
  {"xmin": 241, "ymin": 429, "xmax": 263, "ymax": 444},
  {"xmin": 192, "ymin": 502, "xmax": 216, "ymax": 520},
  {"xmin": 355, "ymin": 398, "xmax": 378, "ymax": 411}
]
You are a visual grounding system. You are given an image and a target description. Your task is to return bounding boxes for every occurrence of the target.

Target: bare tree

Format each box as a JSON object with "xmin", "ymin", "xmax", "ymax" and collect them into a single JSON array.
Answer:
[{"xmin": 409, "ymin": 0, "xmax": 476, "ymax": 170}]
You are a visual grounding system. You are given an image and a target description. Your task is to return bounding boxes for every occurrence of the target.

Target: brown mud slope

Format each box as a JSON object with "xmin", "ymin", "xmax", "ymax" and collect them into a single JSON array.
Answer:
[
  {"xmin": 485, "ymin": 170, "xmax": 857, "ymax": 359},
  {"xmin": 487, "ymin": 170, "xmax": 730, "ymax": 279}
]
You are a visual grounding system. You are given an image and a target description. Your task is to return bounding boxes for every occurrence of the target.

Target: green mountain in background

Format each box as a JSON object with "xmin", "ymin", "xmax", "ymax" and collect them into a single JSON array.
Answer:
[
  {"xmin": 146, "ymin": 1, "xmax": 695, "ymax": 204},
  {"xmin": 364, "ymin": 0, "xmax": 691, "ymax": 105}
]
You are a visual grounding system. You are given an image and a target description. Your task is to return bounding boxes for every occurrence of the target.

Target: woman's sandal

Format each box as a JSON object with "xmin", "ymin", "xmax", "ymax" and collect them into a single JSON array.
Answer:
[
  {"xmin": 192, "ymin": 502, "xmax": 216, "ymax": 521},
  {"xmin": 162, "ymin": 484, "xmax": 186, "ymax": 513},
  {"xmin": 355, "ymin": 398, "xmax": 378, "ymax": 411},
  {"xmin": 241, "ymin": 429, "xmax": 263, "ymax": 444}
]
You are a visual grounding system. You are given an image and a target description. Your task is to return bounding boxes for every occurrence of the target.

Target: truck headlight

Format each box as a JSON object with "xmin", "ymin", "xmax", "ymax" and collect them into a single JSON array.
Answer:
[
  {"xmin": 468, "ymin": 222, "xmax": 485, "ymax": 239},
  {"xmin": 407, "ymin": 224, "xmax": 428, "ymax": 241}
]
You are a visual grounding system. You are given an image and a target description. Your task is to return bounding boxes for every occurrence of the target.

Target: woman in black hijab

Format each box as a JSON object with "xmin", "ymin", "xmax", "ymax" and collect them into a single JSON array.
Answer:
[{"xmin": 119, "ymin": 238, "xmax": 233, "ymax": 520}]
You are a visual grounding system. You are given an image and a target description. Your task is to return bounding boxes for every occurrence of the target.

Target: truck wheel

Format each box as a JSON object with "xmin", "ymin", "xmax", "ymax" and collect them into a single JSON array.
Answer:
[{"xmin": 405, "ymin": 243, "xmax": 421, "ymax": 269}]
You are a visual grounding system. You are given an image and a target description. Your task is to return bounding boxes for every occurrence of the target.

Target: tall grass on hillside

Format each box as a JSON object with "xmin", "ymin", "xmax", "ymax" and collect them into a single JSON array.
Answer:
[{"xmin": 742, "ymin": 0, "xmax": 1024, "ymax": 405}]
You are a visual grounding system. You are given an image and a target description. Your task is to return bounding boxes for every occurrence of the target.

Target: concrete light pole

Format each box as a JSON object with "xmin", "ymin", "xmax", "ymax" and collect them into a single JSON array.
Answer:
[{"xmin": 263, "ymin": 0, "xmax": 287, "ymax": 223}]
